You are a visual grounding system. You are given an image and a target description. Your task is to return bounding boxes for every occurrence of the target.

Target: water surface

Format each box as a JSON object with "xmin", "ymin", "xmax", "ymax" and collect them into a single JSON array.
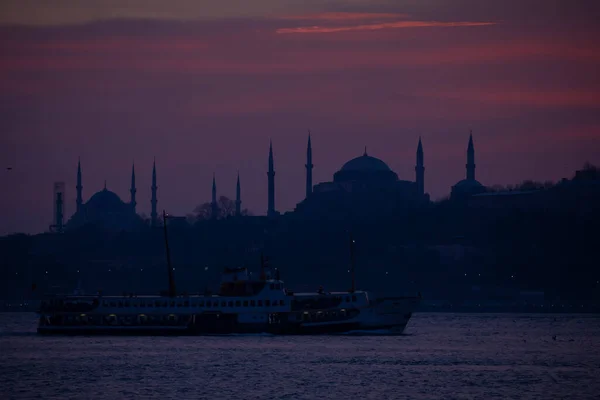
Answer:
[{"xmin": 1, "ymin": 313, "xmax": 598, "ymax": 399}]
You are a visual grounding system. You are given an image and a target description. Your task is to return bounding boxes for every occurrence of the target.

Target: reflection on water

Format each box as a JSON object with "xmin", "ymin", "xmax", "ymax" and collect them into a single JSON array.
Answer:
[{"xmin": 1, "ymin": 312, "xmax": 599, "ymax": 399}]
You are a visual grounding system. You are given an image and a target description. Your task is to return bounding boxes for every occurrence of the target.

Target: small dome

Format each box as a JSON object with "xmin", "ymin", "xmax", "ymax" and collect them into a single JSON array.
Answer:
[
  {"xmin": 340, "ymin": 154, "xmax": 391, "ymax": 173},
  {"xmin": 453, "ymin": 179, "xmax": 484, "ymax": 189}
]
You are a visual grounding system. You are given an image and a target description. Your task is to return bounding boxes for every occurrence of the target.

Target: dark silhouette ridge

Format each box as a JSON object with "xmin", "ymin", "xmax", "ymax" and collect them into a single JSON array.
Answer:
[
  {"xmin": 2, "ymin": 163, "xmax": 599, "ymax": 312},
  {"xmin": 1, "ymin": 131, "xmax": 599, "ymax": 311}
]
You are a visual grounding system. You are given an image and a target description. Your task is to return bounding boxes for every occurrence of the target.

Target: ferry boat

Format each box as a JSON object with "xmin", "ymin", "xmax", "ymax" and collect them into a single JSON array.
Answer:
[{"xmin": 37, "ymin": 212, "xmax": 421, "ymax": 335}]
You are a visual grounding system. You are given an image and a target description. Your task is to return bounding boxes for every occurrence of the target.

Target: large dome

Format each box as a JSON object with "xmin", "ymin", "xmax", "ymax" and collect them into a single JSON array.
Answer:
[
  {"xmin": 340, "ymin": 154, "xmax": 392, "ymax": 172},
  {"xmin": 334, "ymin": 152, "xmax": 398, "ymax": 184},
  {"xmin": 86, "ymin": 188, "xmax": 125, "ymax": 210}
]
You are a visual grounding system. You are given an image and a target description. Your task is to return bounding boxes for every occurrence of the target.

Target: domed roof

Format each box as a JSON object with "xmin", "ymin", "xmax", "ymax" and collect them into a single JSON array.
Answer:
[
  {"xmin": 340, "ymin": 153, "xmax": 391, "ymax": 173},
  {"xmin": 453, "ymin": 179, "xmax": 484, "ymax": 189},
  {"xmin": 86, "ymin": 188, "xmax": 125, "ymax": 209}
]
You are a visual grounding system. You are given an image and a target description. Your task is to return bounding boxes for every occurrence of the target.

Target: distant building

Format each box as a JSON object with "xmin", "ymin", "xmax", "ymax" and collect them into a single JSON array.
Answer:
[
  {"xmin": 294, "ymin": 137, "xmax": 429, "ymax": 219},
  {"xmin": 66, "ymin": 159, "xmax": 155, "ymax": 231},
  {"xmin": 451, "ymin": 132, "xmax": 486, "ymax": 200}
]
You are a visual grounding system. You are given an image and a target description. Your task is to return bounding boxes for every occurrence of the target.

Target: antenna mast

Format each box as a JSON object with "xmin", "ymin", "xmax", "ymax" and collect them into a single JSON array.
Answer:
[
  {"xmin": 350, "ymin": 233, "xmax": 356, "ymax": 293},
  {"xmin": 163, "ymin": 210, "xmax": 176, "ymax": 297}
]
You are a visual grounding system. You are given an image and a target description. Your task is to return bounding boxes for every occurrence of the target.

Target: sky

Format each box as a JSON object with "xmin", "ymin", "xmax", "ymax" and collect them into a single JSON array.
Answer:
[{"xmin": 1, "ymin": 0, "xmax": 599, "ymax": 235}]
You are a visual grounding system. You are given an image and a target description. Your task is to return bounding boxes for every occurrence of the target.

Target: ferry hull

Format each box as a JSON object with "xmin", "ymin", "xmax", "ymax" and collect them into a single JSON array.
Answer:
[
  {"xmin": 37, "ymin": 310, "xmax": 414, "ymax": 336},
  {"xmin": 36, "ymin": 322, "xmax": 405, "ymax": 336}
]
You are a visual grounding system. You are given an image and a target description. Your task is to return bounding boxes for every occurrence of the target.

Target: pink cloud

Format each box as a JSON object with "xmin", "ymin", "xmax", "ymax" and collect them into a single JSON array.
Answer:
[
  {"xmin": 276, "ymin": 20, "xmax": 496, "ymax": 34},
  {"xmin": 275, "ymin": 12, "xmax": 409, "ymax": 21},
  {"xmin": 420, "ymin": 88, "xmax": 600, "ymax": 108}
]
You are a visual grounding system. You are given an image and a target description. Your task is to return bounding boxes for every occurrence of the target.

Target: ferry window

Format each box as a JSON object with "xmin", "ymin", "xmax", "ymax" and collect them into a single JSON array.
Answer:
[
  {"xmin": 205, "ymin": 301, "xmax": 211, "ymax": 308},
  {"xmin": 250, "ymin": 300, "xmax": 255, "ymax": 307},
  {"xmin": 110, "ymin": 302, "xmax": 116, "ymax": 307},
  {"xmin": 221, "ymin": 301, "xmax": 226, "ymax": 307},
  {"xmin": 148, "ymin": 302, "xmax": 153, "ymax": 307},
  {"xmin": 118, "ymin": 301, "xmax": 123, "ymax": 307},
  {"xmin": 351, "ymin": 295, "xmax": 357, "ymax": 302},
  {"xmin": 243, "ymin": 300, "xmax": 248, "ymax": 307},
  {"xmin": 258, "ymin": 300, "xmax": 263, "ymax": 306},
  {"xmin": 235, "ymin": 300, "xmax": 241, "ymax": 307},
  {"xmin": 270, "ymin": 284, "xmax": 274, "ymax": 290},
  {"xmin": 155, "ymin": 301, "xmax": 161, "ymax": 307},
  {"xmin": 213, "ymin": 301, "xmax": 218, "ymax": 307},
  {"xmin": 199, "ymin": 301, "xmax": 204, "ymax": 307},
  {"xmin": 184, "ymin": 301, "xmax": 190, "ymax": 307},
  {"xmin": 345, "ymin": 296, "xmax": 350, "ymax": 302},
  {"xmin": 170, "ymin": 301, "xmax": 175, "ymax": 307},
  {"xmin": 162, "ymin": 301, "xmax": 167, "ymax": 307},
  {"xmin": 124, "ymin": 302, "xmax": 130, "ymax": 307},
  {"xmin": 228, "ymin": 301, "xmax": 233, "ymax": 307},
  {"xmin": 265, "ymin": 300, "xmax": 271, "ymax": 306},
  {"xmin": 279, "ymin": 300, "xmax": 284, "ymax": 306},
  {"xmin": 140, "ymin": 302, "xmax": 145, "ymax": 307},
  {"xmin": 177, "ymin": 303, "xmax": 182, "ymax": 307}
]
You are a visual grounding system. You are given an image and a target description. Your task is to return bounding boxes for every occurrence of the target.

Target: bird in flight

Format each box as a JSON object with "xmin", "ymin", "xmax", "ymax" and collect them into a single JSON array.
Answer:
[{"xmin": 6, "ymin": 167, "xmax": 12, "ymax": 171}]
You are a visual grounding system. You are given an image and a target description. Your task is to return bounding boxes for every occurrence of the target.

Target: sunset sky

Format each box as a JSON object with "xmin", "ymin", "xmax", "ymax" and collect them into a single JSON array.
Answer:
[{"xmin": 1, "ymin": 0, "xmax": 599, "ymax": 234}]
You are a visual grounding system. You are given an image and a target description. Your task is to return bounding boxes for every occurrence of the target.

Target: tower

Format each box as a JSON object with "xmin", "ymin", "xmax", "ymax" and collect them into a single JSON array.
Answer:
[
  {"xmin": 305, "ymin": 131, "xmax": 313, "ymax": 199},
  {"xmin": 235, "ymin": 172, "xmax": 242, "ymax": 217},
  {"xmin": 466, "ymin": 131, "xmax": 476, "ymax": 181},
  {"xmin": 130, "ymin": 163, "xmax": 137, "ymax": 213},
  {"xmin": 151, "ymin": 158, "xmax": 158, "ymax": 226},
  {"xmin": 415, "ymin": 137, "xmax": 424, "ymax": 196},
  {"xmin": 211, "ymin": 174, "xmax": 218, "ymax": 219},
  {"xmin": 50, "ymin": 182, "xmax": 65, "ymax": 233},
  {"xmin": 76, "ymin": 158, "xmax": 83, "ymax": 213},
  {"xmin": 267, "ymin": 140, "xmax": 276, "ymax": 217}
]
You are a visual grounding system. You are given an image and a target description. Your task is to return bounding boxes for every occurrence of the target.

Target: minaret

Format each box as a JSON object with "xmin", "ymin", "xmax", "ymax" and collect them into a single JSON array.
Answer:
[
  {"xmin": 76, "ymin": 158, "xmax": 83, "ymax": 213},
  {"xmin": 151, "ymin": 158, "xmax": 158, "ymax": 226},
  {"xmin": 211, "ymin": 174, "xmax": 218, "ymax": 219},
  {"xmin": 267, "ymin": 140, "xmax": 276, "ymax": 217},
  {"xmin": 305, "ymin": 131, "xmax": 313, "ymax": 199},
  {"xmin": 235, "ymin": 172, "xmax": 242, "ymax": 217},
  {"xmin": 130, "ymin": 163, "xmax": 137, "ymax": 213},
  {"xmin": 466, "ymin": 131, "xmax": 475, "ymax": 181},
  {"xmin": 415, "ymin": 137, "xmax": 425, "ymax": 196}
]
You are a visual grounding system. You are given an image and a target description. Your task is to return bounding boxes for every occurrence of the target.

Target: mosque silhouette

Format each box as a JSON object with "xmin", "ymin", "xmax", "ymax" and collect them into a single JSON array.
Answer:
[{"xmin": 63, "ymin": 133, "xmax": 483, "ymax": 231}]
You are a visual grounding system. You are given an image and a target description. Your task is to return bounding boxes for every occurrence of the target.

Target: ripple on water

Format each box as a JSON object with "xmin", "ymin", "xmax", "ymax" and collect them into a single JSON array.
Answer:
[{"xmin": 0, "ymin": 312, "xmax": 599, "ymax": 400}]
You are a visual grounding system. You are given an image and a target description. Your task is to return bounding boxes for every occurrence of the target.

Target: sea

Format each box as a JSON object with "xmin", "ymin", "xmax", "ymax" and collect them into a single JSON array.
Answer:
[{"xmin": 1, "ymin": 312, "xmax": 598, "ymax": 400}]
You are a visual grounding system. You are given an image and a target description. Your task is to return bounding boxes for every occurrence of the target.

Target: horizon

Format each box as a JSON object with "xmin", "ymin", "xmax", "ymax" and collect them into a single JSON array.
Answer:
[{"xmin": 1, "ymin": 0, "xmax": 599, "ymax": 234}]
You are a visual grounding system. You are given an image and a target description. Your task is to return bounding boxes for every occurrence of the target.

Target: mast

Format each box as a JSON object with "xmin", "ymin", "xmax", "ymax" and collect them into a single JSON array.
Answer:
[
  {"xmin": 350, "ymin": 233, "xmax": 356, "ymax": 293},
  {"xmin": 163, "ymin": 210, "xmax": 176, "ymax": 297}
]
